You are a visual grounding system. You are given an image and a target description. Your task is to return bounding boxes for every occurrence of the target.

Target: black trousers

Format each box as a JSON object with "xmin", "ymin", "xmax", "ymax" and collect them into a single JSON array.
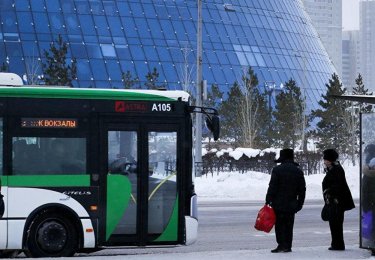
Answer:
[
  {"xmin": 329, "ymin": 209, "xmax": 345, "ymax": 249},
  {"xmin": 275, "ymin": 211, "xmax": 295, "ymax": 249}
]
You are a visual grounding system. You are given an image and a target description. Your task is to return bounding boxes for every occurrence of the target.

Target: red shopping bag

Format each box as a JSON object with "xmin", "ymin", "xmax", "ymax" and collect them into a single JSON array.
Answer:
[{"xmin": 254, "ymin": 204, "xmax": 276, "ymax": 233}]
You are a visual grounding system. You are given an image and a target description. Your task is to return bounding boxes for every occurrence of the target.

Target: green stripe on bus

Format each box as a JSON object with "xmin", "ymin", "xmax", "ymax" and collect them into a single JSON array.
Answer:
[
  {"xmin": 6, "ymin": 175, "xmax": 90, "ymax": 187},
  {"xmin": 154, "ymin": 197, "xmax": 178, "ymax": 242},
  {"xmin": 0, "ymin": 176, "xmax": 6, "ymax": 186},
  {"xmin": 0, "ymin": 88, "xmax": 174, "ymax": 101},
  {"xmin": 106, "ymin": 174, "xmax": 131, "ymax": 241}
]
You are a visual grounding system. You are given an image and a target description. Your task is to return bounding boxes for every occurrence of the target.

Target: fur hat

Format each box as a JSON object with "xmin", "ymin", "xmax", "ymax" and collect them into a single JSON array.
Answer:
[
  {"xmin": 323, "ymin": 149, "xmax": 339, "ymax": 162},
  {"xmin": 275, "ymin": 148, "xmax": 294, "ymax": 163}
]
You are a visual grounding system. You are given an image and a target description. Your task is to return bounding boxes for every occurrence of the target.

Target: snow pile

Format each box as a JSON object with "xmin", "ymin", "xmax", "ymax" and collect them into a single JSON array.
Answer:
[
  {"xmin": 195, "ymin": 162, "xmax": 360, "ymax": 201},
  {"xmin": 204, "ymin": 147, "xmax": 280, "ymax": 160}
]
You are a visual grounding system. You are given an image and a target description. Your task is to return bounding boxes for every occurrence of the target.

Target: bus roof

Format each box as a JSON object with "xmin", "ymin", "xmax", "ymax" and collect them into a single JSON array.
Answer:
[{"xmin": 0, "ymin": 86, "xmax": 190, "ymax": 102}]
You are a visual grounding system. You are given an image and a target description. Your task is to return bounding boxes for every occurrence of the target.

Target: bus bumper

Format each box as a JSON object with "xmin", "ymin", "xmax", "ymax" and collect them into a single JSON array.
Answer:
[{"xmin": 185, "ymin": 194, "xmax": 198, "ymax": 245}]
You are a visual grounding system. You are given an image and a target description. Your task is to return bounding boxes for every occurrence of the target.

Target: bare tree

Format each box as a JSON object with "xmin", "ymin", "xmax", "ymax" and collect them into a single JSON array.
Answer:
[
  {"xmin": 237, "ymin": 67, "xmax": 264, "ymax": 147},
  {"xmin": 178, "ymin": 46, "xmax": 195, "ymax": 96},
  {"xmin": 24, "ymin": 53, "xmax": 42, "ymax": 85}
]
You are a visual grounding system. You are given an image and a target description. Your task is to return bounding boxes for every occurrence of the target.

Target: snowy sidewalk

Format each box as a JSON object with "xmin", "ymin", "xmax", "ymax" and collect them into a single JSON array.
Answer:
[{"xmin": 73, "ymin": 245, "xmax": 373, "ymax": 259}]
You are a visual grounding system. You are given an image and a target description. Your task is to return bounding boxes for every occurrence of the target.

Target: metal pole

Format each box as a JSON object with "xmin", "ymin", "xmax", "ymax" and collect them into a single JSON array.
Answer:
[{"xmin": 195, "ymin": 0, "xmax": 203, "ymax": 176}]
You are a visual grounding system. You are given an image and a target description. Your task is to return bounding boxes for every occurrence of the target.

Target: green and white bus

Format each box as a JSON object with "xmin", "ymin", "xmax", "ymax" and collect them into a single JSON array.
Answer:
[{"xmin": 0, "ymin": 86, "xmax": 219, "ymax": 257}]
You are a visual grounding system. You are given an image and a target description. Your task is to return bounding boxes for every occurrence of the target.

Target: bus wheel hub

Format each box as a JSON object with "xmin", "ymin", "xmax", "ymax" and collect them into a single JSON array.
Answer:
[{"xmin": 37, "ymin": 221, "xmax": 67, "ymax": 252}]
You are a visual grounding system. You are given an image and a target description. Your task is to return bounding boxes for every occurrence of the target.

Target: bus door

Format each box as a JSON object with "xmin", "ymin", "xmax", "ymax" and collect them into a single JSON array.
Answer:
[{"xmin": 100, "ymin": 120, "xmax": 180, "ymax": 246}]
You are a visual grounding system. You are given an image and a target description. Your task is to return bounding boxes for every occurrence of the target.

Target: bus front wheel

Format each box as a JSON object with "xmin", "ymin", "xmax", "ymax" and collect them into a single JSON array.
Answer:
[{"xmin": 25, "ymin": 211, "xmax": 78, "ymax": 258}]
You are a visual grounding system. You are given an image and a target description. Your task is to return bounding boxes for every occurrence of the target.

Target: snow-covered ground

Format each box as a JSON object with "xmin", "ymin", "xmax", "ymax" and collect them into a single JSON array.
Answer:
[{"xmin": 195, "ymin": 162, "xmax": 360, "ymax": 202}]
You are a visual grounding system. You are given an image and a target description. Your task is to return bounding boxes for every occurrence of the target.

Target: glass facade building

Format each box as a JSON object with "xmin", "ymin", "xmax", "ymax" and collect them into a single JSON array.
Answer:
[{"xmin": 0, "ymin": 0, "xmax": 335, "ymax": 110}]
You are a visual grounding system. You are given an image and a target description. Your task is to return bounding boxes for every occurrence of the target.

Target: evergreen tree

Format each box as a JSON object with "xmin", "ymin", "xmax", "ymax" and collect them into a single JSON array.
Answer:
[
  {"xmin": 0, "ymin": 62, "xmax": 8, "ymax": 72},
  {"xmin": 42, "ymin": 35, "xmax": 77, "ymax": 87},
  {"xmin": 122, "ymin": 70, "xmax": 140, "ymax": 89},
  {"xmin": 220, "ymin": 81, "xmax": 243, "ymax": 143},
  {"xmin": 144, "ymin": 67, "xmax": 166, "ymax": 89},
  {"xmin": 311, "ymin": 73, "xmax": 351, "ymax": 156},
  {"xmin": 353, "ymin": 73, "xmax": 373, "ymax": 113},
  {"xmin": 205, "ymin": 84, "xmax": 223, "ymax": 109},
  {"xmin": 273, "ymin": 79, "xmax": 304, "ymax": 149}
]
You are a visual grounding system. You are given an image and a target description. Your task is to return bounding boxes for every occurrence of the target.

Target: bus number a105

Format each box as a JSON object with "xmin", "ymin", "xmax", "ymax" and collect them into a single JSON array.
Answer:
[{"xmin": 152, "ymin": 103, "xmax": 173, "ymax": 112}]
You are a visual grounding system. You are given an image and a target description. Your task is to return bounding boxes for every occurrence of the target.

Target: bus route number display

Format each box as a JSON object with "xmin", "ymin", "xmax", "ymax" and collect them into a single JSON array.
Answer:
[{"xmin": 21, "ymin": 118, "xmax": 78, "ymax": 129}]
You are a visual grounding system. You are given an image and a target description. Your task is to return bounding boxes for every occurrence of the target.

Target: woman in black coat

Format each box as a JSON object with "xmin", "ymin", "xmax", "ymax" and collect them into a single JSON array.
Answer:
[{"xmin": 322, "ymin": 149, "xmax": 355, "ymax": 251}]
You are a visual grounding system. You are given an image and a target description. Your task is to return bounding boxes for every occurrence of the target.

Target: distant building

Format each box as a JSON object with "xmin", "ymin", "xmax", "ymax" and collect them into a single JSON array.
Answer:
[
  {"xmin": 0, "ymin": 0, "xmax": 336, "ymax": 111},
  {"xmin": 302, "ymin": 0, "xmax": 343, "ymax": 76},
  {"xmin": 342, "ymin": 30, "xmax": 360, "ymax": 92},
  {"xmin": 360, "ymin": 0, "xmax": 375, "ymax": 92}
]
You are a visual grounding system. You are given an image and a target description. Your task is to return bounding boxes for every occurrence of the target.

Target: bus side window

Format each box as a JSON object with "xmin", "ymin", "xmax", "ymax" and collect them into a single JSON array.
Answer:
[{"xmin": 13, "ymin": 139, "xmax": 29, "ymax": 174}]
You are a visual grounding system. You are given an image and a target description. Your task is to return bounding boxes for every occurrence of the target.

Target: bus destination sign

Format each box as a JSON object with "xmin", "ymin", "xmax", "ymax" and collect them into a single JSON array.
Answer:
[{"xmin": 21, "ymin": 118, "xmax": 78, "ymax": 129}]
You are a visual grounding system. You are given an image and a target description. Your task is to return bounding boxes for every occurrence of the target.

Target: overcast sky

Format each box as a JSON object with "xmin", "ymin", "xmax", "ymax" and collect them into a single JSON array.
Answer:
[{"xmin": 343, "ymin": 0, "xmax": 360, "ymax": 30}]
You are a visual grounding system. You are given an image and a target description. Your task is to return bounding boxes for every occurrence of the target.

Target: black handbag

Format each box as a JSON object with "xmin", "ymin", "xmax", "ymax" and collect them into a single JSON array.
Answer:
[
  {"xmin": 321, "ymin": 204, "xmax": 330, "ymax": 221},
  {"xmin": 0, "ymin": 193, "xmax": 4, "ymax": 218},
  {"xmin": 321, "ymin": 202, "xmax": 339, "ymax": 221}
]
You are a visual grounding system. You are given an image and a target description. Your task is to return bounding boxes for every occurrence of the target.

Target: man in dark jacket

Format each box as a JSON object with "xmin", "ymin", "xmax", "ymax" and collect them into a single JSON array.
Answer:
[
  {"xmin": 266, "ymin": 148, "xmax": 306, "ymax": 253},
  {"xmin": 322, "ymin": 149, "xmax": 355, "ymax": 251}
]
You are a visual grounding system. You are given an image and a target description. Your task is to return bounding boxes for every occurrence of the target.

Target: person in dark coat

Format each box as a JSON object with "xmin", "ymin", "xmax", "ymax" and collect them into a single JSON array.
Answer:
[
  {"xmin": 322, "ymin": 149, "xmax": 355, "ymax": 251},
  {"xmin": 266, "ymin": 148, "xmax": 306, "ymax": 253}
]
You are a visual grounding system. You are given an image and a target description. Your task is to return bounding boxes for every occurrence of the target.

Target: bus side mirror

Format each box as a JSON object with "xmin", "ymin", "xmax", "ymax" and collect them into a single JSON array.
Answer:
[{"xmin": 206, "ymin": 115, "xmax": 220, "ymax": 141}]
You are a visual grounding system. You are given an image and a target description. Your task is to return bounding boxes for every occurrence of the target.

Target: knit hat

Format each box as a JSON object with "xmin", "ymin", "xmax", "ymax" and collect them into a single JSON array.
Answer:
[
  {"xmin": 275, "ymin": 148, "xmax": 294, "ymax": 163},
  {"xmin": 323, "ymin": 149, "xmax": 339, "ymax": 162}
]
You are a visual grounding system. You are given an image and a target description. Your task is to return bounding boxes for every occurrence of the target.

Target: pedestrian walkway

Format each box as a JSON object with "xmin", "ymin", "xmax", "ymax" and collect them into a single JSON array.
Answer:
[{"xmin": 67, "ymin": 245, "xmax": 372, "ymax": 260}]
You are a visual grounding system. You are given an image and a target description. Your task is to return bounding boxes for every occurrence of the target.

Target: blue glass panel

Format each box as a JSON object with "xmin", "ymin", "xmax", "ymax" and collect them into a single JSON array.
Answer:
[
  {"xmin": 15, "ymin": 0, "xmax": 30, "ymax": 11},
  {"xmin": 95, "ymin": 81, "xmax": 111, "ymax": 88},
  {"xmin": 121, "ymin": 17, "xmax": 138, "ymax": 37},
  {"xmin": 76, "ymin": 0, "xmax": 90, "ymax": 14},
  {"xmin": 90, "ymin": 59, "xmax": 108, "ymax": 80},
  {"xmin": 68, "ymin": 34, "xmax": 82, "ymax": 43},
  {"xmin": 113, "ymin": 37, "xmax": 126, "ymax": 44},
  {"xmin": 130, "ymin": 2, "xmax": 144, "ymax": 17},
  {"xmin": 135, "ymin": 18, "xmax": 151, "ymax": 38},
  {"xmin": 17, "ymin": 12, "xmax": 34, "ymax": 33},
  {"xmin": 117, "ymin": 1, "xmax": 130, "ymax": 17},
  {"xmin": 4, "ymin": 33, "xmax": 20, "ymax": 42},
  {"xmin": 148, "ymin": 19, "xmax": 162, "ymax": 38},
  {"xmin": 129, "ymin": 45, "xmax": 145, "ymax": 60},
  {"xmin": 162, "ymin": 63, "xmax": 176, "ymax": 83},
  {"xmin": 22, "ymin": 41, "xmax": 39, "ymax": 57},
  {"xmin": 65, "ymin": 14, "xmax": 81, "ymax": 34},
  {"xmin": 143, "ymin": 4, "xmax": 156, "ymax": 17},
  {"xmin": 79, "ymin": 15, "xmax": 96, "ymax": 35},
  {"xmin": 106, "ymin": 60, "xmax": 122, "ymax": 80},
  {"xmin": 143, "ymin": 45, "xmax": 158, "ymax": 61},
  {"xmin": 90, "ymin": 0, "xmax": 104, "ymax": 15},
  {"xmin": 119, "ymin": 60, "xmax": 137, "ymax": 75},
  {"xmin": 103, "ymin": 1, "xmax": 116, "ymax": 16},
  {"xmin": 8, "ymin": 57, "xmax": 25, "ymax": 76},
  {"xmin": 46, "ymin": 0, "xmax": 60, "ymax": 12},
  {"xmin": 134, "ymin": 61, "xmax": 148, "ymax": 83},
  {"xmin": 33, "ymin": 12, "xmax": 50, "ymax": 33},
  {"xmin": 5, "ymin": 42, "xmax": 23, "ymax": 57},
  {"xmin": 76, "ymin": 59, "xmax": 92, "ymax": 80},
  {"xmin": 61, "ymin": 0, "xmax": 75, "ymax": 13},
  {"xmin": 160, "ymin": 20, "xmax": 176, "ymax": 40},
  {"xmin": 101, "ymin": 44, "xmax": 116, "ymax": 58},
  {"xmin": 30, "ymin": 0, "xmax": 44, "ymax": 12},
  {"xmin": 115, "ymin": 45, "xmax": 130, "ymax": 59},
  {"xmin": 1, "ymin": 11, "xmax": 18, "ymax": 32},
  {"xmin": 70, "ymin": 43, "xmax": 88, "ymax": 58},
  {"xmin": 94, "ymin": 16, "xmax": 110, "ymax": 36},
  {"xmin": 49, "ymin": 13, "xmax": 65, "ymax": 34},
  {"xmin": 20, "ymin": 33, "xmax": 36, "ymax": 40},
  {"xmin": 86, "ymin": 44, "xmax": 102, "ymax": 59},
  {"xmin": 156, "ymin": 46, "xmax": 172, "ymax": 61},
  {"xmin": 107, "ymin": 17, "xmax": 123, "ymax": 37}
]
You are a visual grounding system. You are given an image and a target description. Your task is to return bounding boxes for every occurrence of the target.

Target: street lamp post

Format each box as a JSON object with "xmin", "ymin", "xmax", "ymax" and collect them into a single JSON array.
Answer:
[{"xmin": 195, "ymin": 0, "xmax": 203, "ymax": 176}]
